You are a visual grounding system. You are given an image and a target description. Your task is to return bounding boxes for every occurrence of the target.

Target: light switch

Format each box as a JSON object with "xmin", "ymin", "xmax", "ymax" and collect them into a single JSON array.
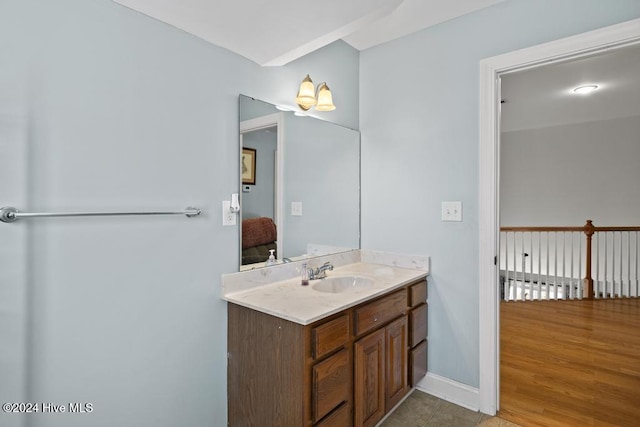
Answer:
[
  {"xmin": 291, "ymin": 202, "xmax": 303, "ymax": 216},
  {"xmin": 442, "ymin": 201, "xmax": 462, "ymax": 222}
]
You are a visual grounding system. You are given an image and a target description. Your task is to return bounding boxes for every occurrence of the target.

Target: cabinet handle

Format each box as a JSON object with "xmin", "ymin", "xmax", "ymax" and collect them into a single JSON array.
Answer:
[{"xmin": 374, "ymin": 317, "xmax": 378, "ymax": 322}]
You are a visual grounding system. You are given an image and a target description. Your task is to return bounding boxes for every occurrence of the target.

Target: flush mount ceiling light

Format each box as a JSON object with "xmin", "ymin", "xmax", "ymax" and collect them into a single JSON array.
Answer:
[
  {"xmin": 573, "ymin": 84, "xmax": 599, "ymax": 94},
  {"xmin": 295, "ymin": 74, "xmax": 336, "ymax": 112}
]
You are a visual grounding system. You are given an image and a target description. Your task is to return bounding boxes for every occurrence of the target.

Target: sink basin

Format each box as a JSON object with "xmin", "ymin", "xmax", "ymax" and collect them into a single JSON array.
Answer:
[{"xmin": 312, "ymin": 276, "xmax": 375, "ymax": 293}]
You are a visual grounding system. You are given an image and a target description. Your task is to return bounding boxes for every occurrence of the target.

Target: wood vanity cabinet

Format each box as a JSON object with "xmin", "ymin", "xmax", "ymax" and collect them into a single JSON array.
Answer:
[{"xmin": 227, "ymin": 278, "xmax": 428, "ymax": 427}]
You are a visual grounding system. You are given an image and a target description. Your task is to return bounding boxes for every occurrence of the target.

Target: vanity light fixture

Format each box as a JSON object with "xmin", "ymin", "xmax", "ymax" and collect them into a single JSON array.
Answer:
[
  {"xmin": 295, "ymin": 74, "xmax": 336, "ymax": 111},
  {"xmin": 573, "ymin": 84, "xmax": 599, "ymax": 94},
  {"xmin": 315, "ymin": 83, "xmax": 336, "ymax": 111}
]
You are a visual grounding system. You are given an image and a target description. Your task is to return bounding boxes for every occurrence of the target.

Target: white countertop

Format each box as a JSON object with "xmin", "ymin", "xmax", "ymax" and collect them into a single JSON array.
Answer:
[{"xmin": 222, "ymin": 262, "xmax": 427, "ymax": 325}]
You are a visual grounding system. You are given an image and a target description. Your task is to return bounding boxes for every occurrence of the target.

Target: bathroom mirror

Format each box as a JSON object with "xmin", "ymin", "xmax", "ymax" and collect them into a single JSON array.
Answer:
[{"xmin": 239, "ymin": 95, "xmax": 360, "ymax": 269}]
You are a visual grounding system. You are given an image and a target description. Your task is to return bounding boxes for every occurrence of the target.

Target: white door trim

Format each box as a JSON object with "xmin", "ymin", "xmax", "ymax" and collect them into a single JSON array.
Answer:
[{"xmin": 478, "ymin": 17, "xmax": 640, "ymax": 415}]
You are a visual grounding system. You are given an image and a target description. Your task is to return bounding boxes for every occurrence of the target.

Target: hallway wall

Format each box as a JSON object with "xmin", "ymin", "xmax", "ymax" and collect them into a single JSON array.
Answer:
[{"xmin": 501, "ymin": 115, "xmax": 640, "ymax": 227}]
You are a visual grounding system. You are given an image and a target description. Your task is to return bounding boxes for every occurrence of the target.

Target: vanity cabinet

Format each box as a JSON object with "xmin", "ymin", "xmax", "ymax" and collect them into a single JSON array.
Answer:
[{"xmin": 227, "ymin": 279, "xmax": 428, "ymax": 427}]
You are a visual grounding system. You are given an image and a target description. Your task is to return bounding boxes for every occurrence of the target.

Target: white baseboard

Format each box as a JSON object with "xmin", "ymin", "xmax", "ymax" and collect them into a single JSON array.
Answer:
[{"xmin": 416, "ymin": 372, "xmax": 481, "ymax": 412}]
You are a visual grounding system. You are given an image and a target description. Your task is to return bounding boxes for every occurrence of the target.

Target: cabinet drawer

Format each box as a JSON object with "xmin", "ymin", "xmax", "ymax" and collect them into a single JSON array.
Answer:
[
  {"xmin": 409, "ymin": 303, "xmax": 428, "ymax": 348},
  {"xmin": 313, "ymin": 349, "xmax": 350, "ymax": 423},
  {"xmin": 408, "ymin": 280, "xmax": 427, "ymax": 307},
  {"xmin": 315, "ymin": 402, "xmax": 351, "ymax": 427},
  {"xmin": 410, "ymin": 340, "xmax": 428, "ymax": 387},
  {"xmin": 355, "ymin": 290, "xmax": 407, "ymax": 336},
  {"xmin": 312, "ymin": 314, "xmax": 350, "ymax": 359}
]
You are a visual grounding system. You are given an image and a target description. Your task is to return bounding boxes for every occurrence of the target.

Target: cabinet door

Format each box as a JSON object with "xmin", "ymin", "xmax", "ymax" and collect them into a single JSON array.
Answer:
[
  {"xmin": 385, "ymin": 316, "xmax": 409, "ymax": 411},
  {"xmin": 354, "ymin": 329, "xmax": 385, "ymax": 427}
]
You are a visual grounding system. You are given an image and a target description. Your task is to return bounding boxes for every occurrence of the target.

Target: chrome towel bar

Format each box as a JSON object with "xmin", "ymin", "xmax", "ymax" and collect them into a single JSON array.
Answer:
[{"xmin": 0, "ymin": 206, "xmax": 201, "ymax": 223}]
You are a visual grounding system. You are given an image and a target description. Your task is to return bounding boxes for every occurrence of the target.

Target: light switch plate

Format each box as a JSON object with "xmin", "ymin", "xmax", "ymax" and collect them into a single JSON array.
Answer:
[
  {"xmin": 442, "ymin": 201, "xmax": 462, "ymax": 221},
  {"xmin": 222, "ymin": 201, "xmax": 237, "ymax": 226},
  {"xmin": 291, "ymin": 202, "xmax": 303, "ymax": 216}
]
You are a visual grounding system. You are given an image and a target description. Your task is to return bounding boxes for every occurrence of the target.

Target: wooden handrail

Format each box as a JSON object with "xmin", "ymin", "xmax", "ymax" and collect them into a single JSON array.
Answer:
[
  {"xmin": 591, "ymin": 226, "xmax": 640, "ymax": 232},
  {"xmin": 500, "ymin": 226, "xmax": 586, "ymax": 232},
  {"xmin": 500, "ymin": 224, "xmax": 640, "ymax": 232},
  {"xmin": 500, "ymin": 220, "xmax": 640, "ymax": 300}
]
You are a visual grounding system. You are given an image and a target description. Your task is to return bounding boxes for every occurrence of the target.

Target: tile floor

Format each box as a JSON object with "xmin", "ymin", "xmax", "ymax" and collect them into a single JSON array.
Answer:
[{"xmin": 380, "ymin": 390, "xmax": 521, "ymax": 427}]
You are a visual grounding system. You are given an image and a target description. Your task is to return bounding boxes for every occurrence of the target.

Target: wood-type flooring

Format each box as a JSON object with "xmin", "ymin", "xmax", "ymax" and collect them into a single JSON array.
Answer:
[{"xmin": 500, "ymin": 298, "xmax": 640, "ymax": 426}]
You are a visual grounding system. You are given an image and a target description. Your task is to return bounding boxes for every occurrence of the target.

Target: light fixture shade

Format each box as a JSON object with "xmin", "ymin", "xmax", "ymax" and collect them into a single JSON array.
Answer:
[
  {"xmin": 315, "ymin": 82, "xmax": 336, "ymax": 111},
  {"xmin": 295, "ymin": 74, "xmax": 317, "ymax": 110}
]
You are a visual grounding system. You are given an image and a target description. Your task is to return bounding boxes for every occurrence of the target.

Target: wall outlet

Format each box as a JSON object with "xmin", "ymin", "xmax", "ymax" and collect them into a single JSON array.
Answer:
[
  {"xmin": 222, "ymin": 200, "xmax": 237, "ymax": 226},
  {"xmin": 291, "ymin": 201, "xmax": 303, "ymax": 216},
  {"xmin": 442, "ymin": 201, "xmax": 462, "ymax": 221}
]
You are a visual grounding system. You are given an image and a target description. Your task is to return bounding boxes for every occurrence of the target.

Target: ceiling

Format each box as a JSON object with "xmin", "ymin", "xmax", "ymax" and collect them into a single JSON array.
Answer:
[
  {"xmin": 112, "ymin": 0, "xmax": 505, "ymax": 66},
  {"xmin": 109, "ymin": 0, "xmax": 639, "ymax": 132},
  {"xmin": 501, "ymin": 43, "xmax": 640, "ymax": 132}
]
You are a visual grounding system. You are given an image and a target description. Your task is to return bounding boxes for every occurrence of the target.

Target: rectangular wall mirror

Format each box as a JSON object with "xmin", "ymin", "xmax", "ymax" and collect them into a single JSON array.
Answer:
[{"xmin": 239, "ymin": 95, "xmax": 360, "ymax": 270}]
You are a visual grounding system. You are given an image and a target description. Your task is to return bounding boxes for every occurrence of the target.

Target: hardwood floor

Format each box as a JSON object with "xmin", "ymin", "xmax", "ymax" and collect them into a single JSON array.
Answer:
[{"xmin": 499, "ymin": 298, "xmax": 640, "ymax": 427}]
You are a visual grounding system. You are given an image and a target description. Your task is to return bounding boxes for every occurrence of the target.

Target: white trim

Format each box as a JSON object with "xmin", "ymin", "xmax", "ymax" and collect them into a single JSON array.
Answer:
[
  {"xmin": 240, "ymin": 113, "xmax": 285, "ymax": 259},
  {"xmin": 239, "ymin": 113, "xmax": 281, "ymax": 133},
  {"xmin": 417, "ymin": 372, "xmax": 480, "ymax": 412},
  {"xmin": 478, "ymin": 18, "xmax": 640, "ymax": 415},
  {"xmin": 478, "ymin": 56, "xmax": 500, "ymax": 416}
]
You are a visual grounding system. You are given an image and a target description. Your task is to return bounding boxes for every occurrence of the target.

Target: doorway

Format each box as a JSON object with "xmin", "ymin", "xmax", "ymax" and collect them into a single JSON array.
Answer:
[
  {"xmin": 497, "ymin": 42, "xmax": 640, "ymax": 425},
  {"xmin": 240, "ymin": 112, "xmax": 284, "ymax": 265},
  {"xmin": 478, "ymin": 18, "xmax": 640, "ymax": 416}
]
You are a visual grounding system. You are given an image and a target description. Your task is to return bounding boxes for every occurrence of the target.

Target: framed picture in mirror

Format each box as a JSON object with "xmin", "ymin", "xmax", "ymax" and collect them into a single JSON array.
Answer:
[{"xmin": 242, "ymin": 147, "xmax": 256, "ymax": 185}]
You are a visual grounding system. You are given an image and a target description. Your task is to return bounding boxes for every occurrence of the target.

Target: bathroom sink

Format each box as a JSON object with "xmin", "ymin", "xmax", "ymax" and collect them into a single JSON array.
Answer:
[{"xmin": 312, "ymin": 276, "xmax": 375, "ymax": 293}]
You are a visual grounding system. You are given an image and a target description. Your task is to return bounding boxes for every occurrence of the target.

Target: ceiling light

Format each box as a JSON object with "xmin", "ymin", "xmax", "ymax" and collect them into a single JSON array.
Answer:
[{"xmin": 573, "ymin": 84, "xmax": 599, "ymax": 95}]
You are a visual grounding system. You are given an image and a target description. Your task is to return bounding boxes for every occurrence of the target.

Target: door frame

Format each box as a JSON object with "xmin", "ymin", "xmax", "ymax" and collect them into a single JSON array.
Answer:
[{"xmin": 478, "ymin": 18, "xmax": 640, "ymax": 415}]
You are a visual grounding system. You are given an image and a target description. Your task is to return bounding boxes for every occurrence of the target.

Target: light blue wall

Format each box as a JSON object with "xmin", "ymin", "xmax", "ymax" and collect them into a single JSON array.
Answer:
[
  {"xmin": 0, "ymin": 1, "xmax": 359, "ymax": 426},
  {"xmin": 360, "ymin": 0, "xmax": 640, "ymax": 388},
  {"xmin": 3, "ymin": 0, "xmax": 640, "ymax": 425}
]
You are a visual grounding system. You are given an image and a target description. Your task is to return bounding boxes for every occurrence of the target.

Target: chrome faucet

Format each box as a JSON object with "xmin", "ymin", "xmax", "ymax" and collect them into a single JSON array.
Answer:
[{"xmin": 309, "ymin": 262, "xmax": 334, "ymax": 280}]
